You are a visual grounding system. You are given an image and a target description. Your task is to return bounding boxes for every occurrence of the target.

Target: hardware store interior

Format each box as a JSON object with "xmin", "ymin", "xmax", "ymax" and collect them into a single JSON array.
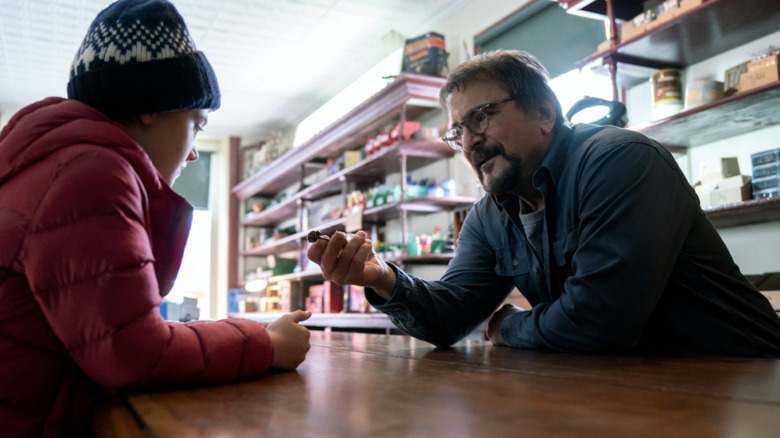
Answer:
[
  {"xmin": 4, "ymin": 0, "xmax": 780, "ymax": 436},
  {"xmin": 2, "ymin": 0, "xmax": 779, "ymax": 328}
]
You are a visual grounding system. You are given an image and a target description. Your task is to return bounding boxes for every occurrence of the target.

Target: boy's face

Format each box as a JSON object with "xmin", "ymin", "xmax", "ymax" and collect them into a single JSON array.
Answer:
[{"xmin": 128, "ymin": 109, "xmax": 209, "ymax": 184}]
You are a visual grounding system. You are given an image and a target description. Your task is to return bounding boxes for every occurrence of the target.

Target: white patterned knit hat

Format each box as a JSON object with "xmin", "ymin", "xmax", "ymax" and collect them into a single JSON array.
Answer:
[{"xmin": 67, "ymin": 0, "xmax": 220, "ymax": 119}]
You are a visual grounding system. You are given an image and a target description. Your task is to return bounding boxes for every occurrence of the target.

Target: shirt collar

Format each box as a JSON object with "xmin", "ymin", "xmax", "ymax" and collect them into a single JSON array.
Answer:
[{"xmin": 491, "ymin": 122, "xmax": 575, "ymax": 212}]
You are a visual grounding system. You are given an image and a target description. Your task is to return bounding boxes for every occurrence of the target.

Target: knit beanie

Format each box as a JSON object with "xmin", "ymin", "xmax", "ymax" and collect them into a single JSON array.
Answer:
[{"xmin": 67, "ymin": 0, "xmax": 220, "ymax": 119}]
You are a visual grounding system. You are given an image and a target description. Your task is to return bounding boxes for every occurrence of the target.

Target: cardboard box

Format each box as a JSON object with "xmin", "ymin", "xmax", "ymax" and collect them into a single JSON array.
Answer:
[
  {"xmin": 738, "ymin": 63, "xmax": 780, "ymax": 93},
  {"xmin": 724, "ymin": 61, "xmax": 749, "ymax": 96},
  {"xmin": 747, "ymin": 54, "xmax": 779, "ymax": 72},
  {"xmin": 717, "ymin": 174, "xmax": 751, "ymax": 190},
  {"xmin": 694, "ymin": 183, "xmax": 716, "ymax": 209},
  {"xmin": 401, "ymin": 32, "xmax": 447, "ymax": 77},
  {"xmin": 699, "ymin": 157, "xmax": 740, "ymax": 184},
  {"xmin": 708, "ymin": 175, "xmax": 752, "ymax": 207},
  {"xmin": 343, "ymin": 149, "xmax": 363, "ymax": 168}
]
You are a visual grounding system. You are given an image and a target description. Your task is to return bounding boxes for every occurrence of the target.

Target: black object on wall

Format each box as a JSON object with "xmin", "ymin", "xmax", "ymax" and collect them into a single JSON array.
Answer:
[{"xmin": 566, "ymin": 96, "xmax": 628, "ymax": 127}]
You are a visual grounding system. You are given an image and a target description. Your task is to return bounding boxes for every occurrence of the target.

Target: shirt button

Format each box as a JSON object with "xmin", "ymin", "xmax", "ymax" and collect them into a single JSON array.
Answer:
[
  {"xmin": 512, "ymin": 259, "xmax": 519, "ymax": 266},
  {"xmin": 533, "ymin": 267, "xmax": 540, "ymax": 275}
]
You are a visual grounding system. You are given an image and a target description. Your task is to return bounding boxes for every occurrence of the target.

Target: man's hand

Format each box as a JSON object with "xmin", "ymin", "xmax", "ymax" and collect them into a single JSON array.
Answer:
[
  {"xmin": 487, "ymin": 304, "xmax": 525, "ymax": 346},
  {"xmin": 306, "ymin": 230, "xmax": 397, "ymax": 299},
  {"xmin": 266, "ymin": 310, "xmax": 312, "ymax": 370}
]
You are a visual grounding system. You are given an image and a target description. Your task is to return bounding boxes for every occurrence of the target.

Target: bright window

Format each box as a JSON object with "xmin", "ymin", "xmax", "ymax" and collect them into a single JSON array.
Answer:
[{"xmin": 167, "ymin": 210, "xmax": 212, "ymax": 303}]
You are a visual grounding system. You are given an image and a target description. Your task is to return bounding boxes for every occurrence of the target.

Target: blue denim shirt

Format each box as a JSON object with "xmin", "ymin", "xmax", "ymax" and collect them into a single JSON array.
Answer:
[{"xmin": 367, "ymin": 123, "xmax": 780, "ymax": 356}]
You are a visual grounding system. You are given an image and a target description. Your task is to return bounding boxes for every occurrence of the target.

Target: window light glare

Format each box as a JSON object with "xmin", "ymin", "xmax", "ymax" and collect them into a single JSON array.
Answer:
[{"xmin": 292, "ymin": 48, "xmax": 403, "ymax": 147}]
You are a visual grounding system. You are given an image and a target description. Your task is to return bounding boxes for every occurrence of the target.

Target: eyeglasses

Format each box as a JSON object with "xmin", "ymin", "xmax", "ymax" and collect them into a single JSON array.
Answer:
[{"xmin": 442, "ymin": 96, "xmax": 515, "ymax": 151}]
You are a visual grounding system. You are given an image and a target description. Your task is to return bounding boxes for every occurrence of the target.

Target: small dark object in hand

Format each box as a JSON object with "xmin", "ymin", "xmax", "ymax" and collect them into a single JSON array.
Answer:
[{"xmin": 307, "ymin": 230, "xmax": 330, "ymax": 243}]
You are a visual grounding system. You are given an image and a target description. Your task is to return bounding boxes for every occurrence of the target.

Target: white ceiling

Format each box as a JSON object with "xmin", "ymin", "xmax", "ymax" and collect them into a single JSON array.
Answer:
[{"xmin": 0, "ymin": 0, "xmax": 471, "ymax": 140}]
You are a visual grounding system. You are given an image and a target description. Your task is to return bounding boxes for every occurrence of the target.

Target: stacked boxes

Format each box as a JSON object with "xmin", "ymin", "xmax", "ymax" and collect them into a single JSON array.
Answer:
[
  {"xmin": 751, "ymin": 148, "xmax": 780, "ymax": 199},
  {"xmin": 738, "ymin": 54, "xmax": 780, "ymax": 93},
  {"xmin": 694, "ymin": 157, "xmax": 752, "ymax": 208},
  {"xmin": 401, "ymin": 32, "xmax": 448, "ymax": 77}
]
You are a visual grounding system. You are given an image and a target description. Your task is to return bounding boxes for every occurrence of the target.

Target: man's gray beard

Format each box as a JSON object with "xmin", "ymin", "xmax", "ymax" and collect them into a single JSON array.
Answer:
[{"xmin": 479, "ymin": 155, "xmax": 524, "ymax": 195}]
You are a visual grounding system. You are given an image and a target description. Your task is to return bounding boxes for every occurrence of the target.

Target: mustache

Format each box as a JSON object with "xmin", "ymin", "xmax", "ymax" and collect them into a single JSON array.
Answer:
[{"xmin": 470, "ymin": 143, "xmax": 509, "ymax": 167}]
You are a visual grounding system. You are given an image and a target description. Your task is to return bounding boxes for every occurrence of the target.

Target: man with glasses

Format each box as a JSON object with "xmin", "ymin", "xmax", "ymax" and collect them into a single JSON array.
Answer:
[{"xmin": 308, "ymin": 50, "xmax": 780, "ymax": 357}]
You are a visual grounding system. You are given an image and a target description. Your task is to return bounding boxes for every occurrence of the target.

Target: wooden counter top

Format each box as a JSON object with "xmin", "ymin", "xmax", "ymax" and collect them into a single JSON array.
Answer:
[{"xmin": 98, "ymin": 331, "xmax": 780, "ymax": 437}]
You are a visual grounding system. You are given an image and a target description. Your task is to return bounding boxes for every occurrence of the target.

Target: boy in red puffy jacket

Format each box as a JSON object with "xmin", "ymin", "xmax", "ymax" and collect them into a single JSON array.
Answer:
[{"xmin": 0, "ymin": 1, "xmax": 311, "ymax": 436}]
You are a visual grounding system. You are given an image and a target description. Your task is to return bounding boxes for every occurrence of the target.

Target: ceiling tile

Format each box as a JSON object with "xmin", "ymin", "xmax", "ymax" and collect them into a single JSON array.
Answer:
[{"xmin": 0, "ymin": 0, "xmax": 471, "ymax": 139}]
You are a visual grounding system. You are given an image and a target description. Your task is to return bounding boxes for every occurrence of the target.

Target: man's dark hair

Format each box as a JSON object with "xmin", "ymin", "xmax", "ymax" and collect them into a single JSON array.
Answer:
[{"xmin": 439, "ymin": 49, "xmax": 565, "ymax": 127}]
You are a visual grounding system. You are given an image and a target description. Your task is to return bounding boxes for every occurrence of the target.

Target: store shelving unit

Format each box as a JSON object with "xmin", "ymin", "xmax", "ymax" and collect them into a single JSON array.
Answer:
[
  {"xmin": 564, "ymin": 0, "xmax": 780, "ymax": 227},
  {"xmin": 228, "ymin": 73, "xmax": 478, "ymax": 329}
]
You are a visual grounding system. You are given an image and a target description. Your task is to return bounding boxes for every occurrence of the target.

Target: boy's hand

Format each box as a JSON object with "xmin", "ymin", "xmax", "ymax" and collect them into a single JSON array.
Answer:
[{"xmin": 266, "ymin": 310, "xmax": 312, "ymax": 370}]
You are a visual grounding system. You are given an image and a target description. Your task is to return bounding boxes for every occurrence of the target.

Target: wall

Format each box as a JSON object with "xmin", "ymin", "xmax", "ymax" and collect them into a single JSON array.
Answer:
[{"xmin": 436, "ymin": 0, "xmax": 536, "ymax": 69}]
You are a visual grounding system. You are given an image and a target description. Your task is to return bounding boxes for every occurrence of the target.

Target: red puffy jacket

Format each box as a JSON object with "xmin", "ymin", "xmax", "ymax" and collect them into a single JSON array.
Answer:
[{"xmin": 0, "ymin": 98, "xmax": 274, "ymax": 437}]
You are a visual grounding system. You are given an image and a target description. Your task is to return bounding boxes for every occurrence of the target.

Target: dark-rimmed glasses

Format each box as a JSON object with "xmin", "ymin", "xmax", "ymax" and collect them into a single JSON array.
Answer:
[{"xmin": 442, "ymin": 96, "xmax": 515, "ymax": 151}]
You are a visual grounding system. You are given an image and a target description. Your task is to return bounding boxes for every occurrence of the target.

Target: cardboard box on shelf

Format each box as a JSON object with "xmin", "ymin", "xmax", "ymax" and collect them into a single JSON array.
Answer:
[
  {"xmin": 694, "ymin": 183, "xmax": 716, "ymax": 209},
  {"xmin": 724, "ymin": 61, "xmax": 749, "ymax": 95},
  {"xmin": 699, "ymin": 157, "xmax": 740, "ymax": 185},
  {"xmin": 738, "ymin": 62, "xmax": 780, "ymax": 93},
  {"xmin": 343, "ymin": 149, "xmax": 363, "ymax": 169},
  {"xmin": 679, "ymin": 0, "xmax": 706, "ymax": 10},
  {"xmin": 747, "ymin": 54, "xmax": 779, "ymax": 72},
  {"xmin": 709, "ymin": 175, "xmax": 752, "ymax": 207}
]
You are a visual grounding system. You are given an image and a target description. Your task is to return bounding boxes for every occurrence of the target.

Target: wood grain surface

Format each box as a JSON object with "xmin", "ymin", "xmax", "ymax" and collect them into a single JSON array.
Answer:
[{"xmin": 103, "ymin": 331, "xmax": 780, "ymax": 438}]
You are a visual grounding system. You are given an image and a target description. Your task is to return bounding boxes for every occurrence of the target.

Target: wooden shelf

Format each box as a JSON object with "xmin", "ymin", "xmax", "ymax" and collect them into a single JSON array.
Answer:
[
  {"xmin": 232, "ymin": 73, "xmax": 446, "ymax": 200},
  {"xmin": 269, "ymin": 269, "xmax": 323, "ymax": 283},
  {"xmin": 705, "ymin": 196, "xmax": 780, "ymax": 228},
  {"xmin": 242, "ymin": 218, "xmax": 347, "ymax": 257},
  {"xmin": 241, "ymin": 138, "xmax": 455, "ymax": 227},
  {"xmin": 242, "ymin": 197, "xmax": 301, "ymax": 227},
  {"xmin": 229, "ymin": 72, "xmax": 468, "ymax": 303},
  {"xmin": 580, "ymin": 0, "xmax": 780, "ymax": 88},
  {"xmin": 363, "ymin": 196, "xmax": 478, "ymax": 222},
  {"xmin": 632, "ymin": 81, "xmax": 780, "ymax": 149}
]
